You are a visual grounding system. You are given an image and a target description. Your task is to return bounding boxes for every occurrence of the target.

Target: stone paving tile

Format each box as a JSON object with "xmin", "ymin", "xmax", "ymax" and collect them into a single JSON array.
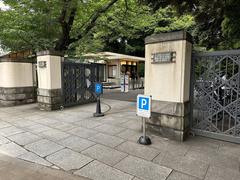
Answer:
[
  {"xmin": 25, "ymin": 139, "xmax": 64, "ymax": 157},
  {"xmin": 63, "ymin": 111, "xmax": 94, "ymax": 120},
  {"xmin": 53, "ymin": 114, "xmax": 81, "ymax": 123},
  {"xmin": 53, "ymin": 122, "xmax": 77, "ymax": 131},
  {"xmin": 166, "ymin": 171, "xmax": 200, "ymax": 180},
  {"xmin": 185, "ymin": 145, "xmax": 239, "ymax": 171},
  {"xmin": 0, "ymin": 126, "xmax": 24, "ymax": 137},
  {"xmin": 116, "ymin": 141, "xmax": 160, "ymax": 161},
  {"xmin": 0, "ymin": 142, "xmax": 28, "ymax": 157},
  {"xmin": 24, "ymin": 124, "xmax": 53, "ymax": 133},
  {"xmin": 94, "ymin": 124, "xmax": 126, "ymax": 135},
  {"xmin": 68, "ymin": 127, "xmax": 98, "ymax": 138},
  {"xmin": 46, "ymin": 148, "xmax": 93, "ymax": 171},
  {"xmin": 74, "ymin": 120, "xmax": 102, "ymax": 129},
  {"xmin": 18, "ymin": 152, "xmax": 52, "ymax": 166},
  {"xmin": 0, "ymin": 112, "xmax": 11, "ymax": 118},
  {"xmin": 0, "ymin": 121, "xmax": 11, "ymax": 129},
  {"xmin": 99, "ymin": 116, "xmax": 130, "ymax": 125},
  {"xmin": 116, "ymin": 129, "xmax": 143, "ymax": 142},
  {"xmin": 154, "ymin": 152, "xmax": 209, "ymax": 179},
  {"xmin": 59, "ymin": 136, "xmax": 96, "ymax": 152},
  {"xmin": 184, "ymin": 136, "xmax": 220, "ymax": 149},
  {"xmin": 88, "ymin": 133, "xmax": 126, "ymax": 148},
  {"xmin": 115, "ymin": 155, "xmax": 172, "ymax": 180},
  {"xmin": 36, "ymin": 118, "xmax": 60, "ymax": 125},
  {"xmin": 1, "ymin": 116, "xmax": 23, "ymax": 123},
  {"xmin": 119, "ymin": 120, "xmax": 142, "ymax": 131},
  {"xmin": 0, "ymin": 154, "xmax": 88, "ymax": 180},
  {"xmin": 218, "ymin": 142, "xmax": 240, "ymax": 158},
  {"xmin": 0, "ymin": 135, "xmax": 10, "ymax": 145},
  {"xmin": 22, "ymin": 114, "xmax": 45, "ymax": 121},
  {"xmin": 204, "ymin": 165, "xmax": 240, "ymax": 180},
  {"xmin": 10, "ymin": 120, "xmax": 37, "ymax": 128},
  {"xmin": 150, "ymin": 138, "xmax": 190, "ymax": 156},
  {"xmin": 40, "ymin": 129, "xmax": 70, "ymax": 141},
  {"xmin": 8, "ymin": 132, "xmax": 42, "ymax": 146},
  {"xmin": 75, "ymin": 160, "xmax": 133, "ymax": 180},
  {"xmin": 82, "ymin": 144, "xmax": 128, "ymax": 166}
]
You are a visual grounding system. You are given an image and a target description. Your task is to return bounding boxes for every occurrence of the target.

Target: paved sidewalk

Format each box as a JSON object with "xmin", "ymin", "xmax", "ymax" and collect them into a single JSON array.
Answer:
[
  {"xmin": 103, "ymin": 89, "xmax": 144, "ymax": 102},
  {"xmin": 0, "ymin": 153, "xmax": 88, "ymax": 180},
  {"xmin": 0, "ymin": 99, "xmax": 239, "ymax": 180}
]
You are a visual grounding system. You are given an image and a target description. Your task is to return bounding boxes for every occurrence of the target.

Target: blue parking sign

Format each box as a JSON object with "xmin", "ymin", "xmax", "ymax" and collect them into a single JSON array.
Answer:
[
  {"xmin": 137, "ymin": 95, "xmax": 151, "ymax": 118},
  {"xmin": 138, "ymin": 97, "xmax": 150, "ymax": 110},
  {"xmin": 95, "ymin": 83, "xmax": 103, "ymax": 95}
]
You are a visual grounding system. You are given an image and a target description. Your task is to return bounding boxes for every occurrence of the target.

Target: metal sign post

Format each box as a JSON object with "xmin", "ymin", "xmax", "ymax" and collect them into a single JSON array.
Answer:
[
  {"xmin": 137, "ymin": 94, "xmax": 152, "ymax": 145},
  {"xmin": 93, "ymin": 83, "xmax": 104, "ymax": 117}
]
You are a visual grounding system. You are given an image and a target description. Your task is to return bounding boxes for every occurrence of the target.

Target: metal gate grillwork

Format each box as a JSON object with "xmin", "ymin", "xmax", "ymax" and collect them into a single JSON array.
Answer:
[
  {"xmin": 191, "ymin": 50, "xmax": 240, "ymax": 143},
  {"xmin": 62, "ymin": 61, "xmax": 101, "ymax": 107}
]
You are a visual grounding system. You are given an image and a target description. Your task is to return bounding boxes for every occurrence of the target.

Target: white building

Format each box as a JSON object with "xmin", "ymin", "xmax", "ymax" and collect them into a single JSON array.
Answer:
[{"xmin": 84, "ymin": 52, "xmax": 145, "ymax": 87}]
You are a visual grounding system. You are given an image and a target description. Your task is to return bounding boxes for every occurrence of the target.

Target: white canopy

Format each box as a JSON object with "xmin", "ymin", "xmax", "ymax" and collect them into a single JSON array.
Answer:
[{"xmin": 84, "ymin": 52, "xmax": 145, "ymax": 62}]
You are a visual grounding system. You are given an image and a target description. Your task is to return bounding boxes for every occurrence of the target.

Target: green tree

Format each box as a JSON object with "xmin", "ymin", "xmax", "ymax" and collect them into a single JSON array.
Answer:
[
  {"xmin": 74, "ymin": 1, "xmax": 194, "ymax": 56},
  {"xmin": 141, "ymin": 0, "xmax": 240, "ymax": 50},
  {"xmin": 0, "ymin": 0, "xmax": 119, "ymax": 52}
]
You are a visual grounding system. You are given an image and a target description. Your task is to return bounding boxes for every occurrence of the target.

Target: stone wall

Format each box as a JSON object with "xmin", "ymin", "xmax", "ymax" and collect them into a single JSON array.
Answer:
[{"xmin": 0, "ymin": 57, "xmax": 36, "ymax": 107}]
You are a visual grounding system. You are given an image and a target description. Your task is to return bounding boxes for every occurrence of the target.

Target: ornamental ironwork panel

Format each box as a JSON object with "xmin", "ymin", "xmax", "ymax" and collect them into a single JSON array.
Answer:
[
  {"xmin": 62, "ymin": 61, "xmax": 101, "ymax": 107},
  {"xmin": 191, "ymin": 50, "xmax": 240, "ymax": 143}
]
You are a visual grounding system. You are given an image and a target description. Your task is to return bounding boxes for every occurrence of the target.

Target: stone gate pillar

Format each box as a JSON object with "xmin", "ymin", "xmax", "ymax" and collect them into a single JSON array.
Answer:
[
  {"xmin": 144, "ymin": 31, "xmax": 192, "ymax": 141},
  {"xmin": 36, "ymin": 50, "xmax": 64, "ymax": 111}
]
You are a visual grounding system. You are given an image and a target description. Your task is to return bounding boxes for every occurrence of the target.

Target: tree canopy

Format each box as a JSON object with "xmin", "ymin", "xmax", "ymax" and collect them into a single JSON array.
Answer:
[{"xmin": 0, "ymin": 0, "xmax": 239, "ymax": 56}]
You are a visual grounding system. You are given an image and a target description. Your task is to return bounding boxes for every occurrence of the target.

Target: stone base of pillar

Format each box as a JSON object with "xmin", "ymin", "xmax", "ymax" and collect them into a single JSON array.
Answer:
[
  {"xmin": 146, "ymin": 100, "xmax": 190, "ymax": 141},
  {"xmin": 37, "ymin": 89, "xmax": 62, "ymax": 111},
  {"xmin": 0, "ymin": 87, "xmax": 36, "ymax": 107}
]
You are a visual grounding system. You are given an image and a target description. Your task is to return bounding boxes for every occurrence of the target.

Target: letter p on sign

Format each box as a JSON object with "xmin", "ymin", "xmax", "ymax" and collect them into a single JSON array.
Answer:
[{"xmin": 137, "ymin": 95, "xmax": 151, "ymax": 118}]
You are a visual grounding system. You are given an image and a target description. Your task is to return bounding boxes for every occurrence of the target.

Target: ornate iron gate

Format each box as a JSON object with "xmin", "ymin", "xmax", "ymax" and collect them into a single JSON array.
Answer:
[
  {"xmin": 62, "ymin": 61, "xmax": 102, "ymax": 107},
  {"xmin": 191, "ymin": 50, "xmax": 240, "ymax": 143}
]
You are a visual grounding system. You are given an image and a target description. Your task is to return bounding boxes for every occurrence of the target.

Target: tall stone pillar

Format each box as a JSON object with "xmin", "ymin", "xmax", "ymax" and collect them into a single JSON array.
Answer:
[
  {"xmin": 0, "ymin": 57, "xmax": 36, "ymax": 106},
  {"xmin": 37, "ymin": 50, "xmax": 63, "ymax": 111},
  {"xmin": 144, "ymin": 31, "xmax": 192, "ymax": 141}
]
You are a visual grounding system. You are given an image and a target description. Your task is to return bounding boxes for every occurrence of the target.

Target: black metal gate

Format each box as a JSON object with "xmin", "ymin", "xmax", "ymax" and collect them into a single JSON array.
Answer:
[
  {"xmin": 62, "ymin": 61, "xmax": 103, "ymax": 107},
  {"xmin": 191, "ymin": 50, "xmax": 240, "ymax": 143}
]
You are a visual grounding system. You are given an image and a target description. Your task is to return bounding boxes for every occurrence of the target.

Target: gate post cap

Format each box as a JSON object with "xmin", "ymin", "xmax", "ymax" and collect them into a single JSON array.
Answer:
[
  {"xmin": 145, "ymin": 30, "xmax": 193, "ymax": 45},
  {"xmin": 37, "ymin": 50, "xmax": 64, "ymax": 57}
]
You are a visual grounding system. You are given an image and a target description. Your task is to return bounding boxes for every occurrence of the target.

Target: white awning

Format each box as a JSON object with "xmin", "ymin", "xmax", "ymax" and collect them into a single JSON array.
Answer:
[{"xmin": 84, "ymin": 52, "xmax": 145, "ymax": 62}]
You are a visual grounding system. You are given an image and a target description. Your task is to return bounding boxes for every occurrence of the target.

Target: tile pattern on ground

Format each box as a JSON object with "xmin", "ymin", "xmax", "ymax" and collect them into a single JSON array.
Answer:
[
  {"xmin": 116, "ymin": 141, "xmax": 160, "ymax": 161},
  {"xmin": 82, "ymin": 144, "xmax": 127, "ymax": 166},
  {"xmin": 94, "ymin": 124, "xmax": 126, "ymax": 135},
  {"xmin": 115, "ymin": 155, "xmax": 172, "ymax": 180},
  {"xmin": 46, "ymin": 148, "xmax": 93, "ymax": 171},
  {"xmin": 75, "ymin": 160, "xmax": 133, "ymax": 180},
  {"xmin": 0, "ymin": 126, "xmax": 24, "ymax": 137},
  {"xmin": 0, "ymin": 142, "xmax": 28, "ymax": 157},
  {"xmin": 0, "ymin": 100, "xmax": 240, "ymax": 180},
  {"xmin": 18, "ymin": 152, "xmax": 52, "ymax": 166},
  {"xmin": 88, "ymin": 133, "xmax": 126, "ymax": 148},
  {"xmin": 155, "ymin": 152, "xmax": 209, "ymax": 179},
  {"xmin": 40, "ymin": 129, "xmax": 70, "ymax": 141},
  {"xmin": 8, "ymin": 132, "xmax": 42, "ymax": 146},
  {"xmin": 0, "ymin": 136, "xmax": 10, "ymax": 145},
  {"xmin": 59, "ymin": 136, "xmax": 96, "ymax": 152},
  {"xmin": 25, "ymin": 139, "xmax": 64, "ymax": 157},
  {"xmin": 166, "ymin": 171, "xmax": 200, "ymax": 180},
  {"xmin": 68, "ymin": 127, "xmax": 98, "ymax": 138},
  {"xmin": 204, "ymin": 165, "xmax": 240, "ymax": 180}
]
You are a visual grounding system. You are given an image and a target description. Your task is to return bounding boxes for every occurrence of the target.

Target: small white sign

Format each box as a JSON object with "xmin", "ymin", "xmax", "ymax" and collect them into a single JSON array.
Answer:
[
  {"xmin": 137, "ymin": 94, "xmax": 151, "ymax": 118},
  {"xmin": 124, "ymin": 75, "xmax": 129, "ymax": 92}
]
